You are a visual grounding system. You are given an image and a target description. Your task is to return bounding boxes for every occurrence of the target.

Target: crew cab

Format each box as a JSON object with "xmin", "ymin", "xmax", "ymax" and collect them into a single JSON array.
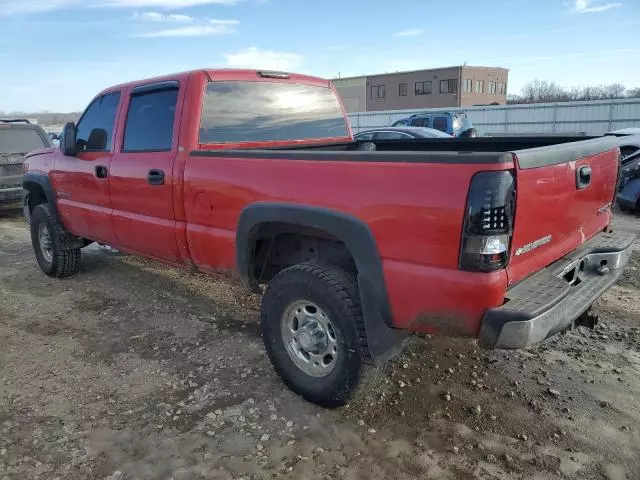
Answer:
[{"xmin": 23, "ymin": 69, "xmax": 634, "ymax": 407}]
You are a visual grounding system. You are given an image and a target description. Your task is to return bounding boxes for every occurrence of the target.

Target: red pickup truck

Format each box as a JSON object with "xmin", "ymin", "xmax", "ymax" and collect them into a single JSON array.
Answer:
[{"xmin": 22, "ymin": 69, "xmax": 634, "ymax": 407}]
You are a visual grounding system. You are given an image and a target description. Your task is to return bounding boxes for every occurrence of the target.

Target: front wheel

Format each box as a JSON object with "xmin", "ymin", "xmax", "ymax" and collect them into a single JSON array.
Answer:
[
  {"xmin": 261, "ymin": 263, "xmax": 372, "ymax": 408},
  {"xmin": 30, "ymin": 204, "xmax": 81, "ymax": 278}
]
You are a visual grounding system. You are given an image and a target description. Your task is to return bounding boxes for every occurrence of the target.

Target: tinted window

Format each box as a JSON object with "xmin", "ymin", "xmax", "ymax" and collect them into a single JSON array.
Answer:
[
  {"xmin": 354, "ymin": 132, "xmax": 374, "ymax": 141},
  {"xmin": 0, "ymin": 128, "xmax": 47, "ymax": 154},
  {"xmin": 432, "ymin": 117, "xmax": 448, "ymax": 132},
  {"xmin": 76, "ymin": 92, "xmax": 120, "ymax": 152},
  {"xmin": 398, "ymin": 83, "xmax": 408, "ymax": 96},
  {"xmin": 373, "ymin": 131, "xmax": 411, "ymax": 140},
  {"xmin": 123, "ymin": 88, "xmax": 178, "ymax": 152},
  {"xmin": 200, "ymin": 82, "xmax": 349, "ymax": 144},
  {"xmin": 410, "ymin": 117, "xmax": 429, "ymax": 128}
]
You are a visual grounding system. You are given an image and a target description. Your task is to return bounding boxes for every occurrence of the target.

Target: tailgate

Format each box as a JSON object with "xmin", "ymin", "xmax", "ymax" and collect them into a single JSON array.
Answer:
[{"xmin": 507, "ymin": 137, "xmax": 620, "ymax": 285}]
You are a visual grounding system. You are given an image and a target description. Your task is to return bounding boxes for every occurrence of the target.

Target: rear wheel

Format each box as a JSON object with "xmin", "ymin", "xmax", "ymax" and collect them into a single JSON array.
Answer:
[
  {"xmin": 261, "ymin": 263, "xmax": 375, "ymax": 407},
  {"xmin": 30, "ymin": 204, "xmax": 81, "ymax": 278}
]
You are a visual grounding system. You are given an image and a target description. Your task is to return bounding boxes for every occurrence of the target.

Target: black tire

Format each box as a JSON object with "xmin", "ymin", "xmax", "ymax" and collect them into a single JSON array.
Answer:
[
  {"xmin": 30, "ymin": 204, "xmax": 81, "ymax": 278},
  {"xmin": 261, "ymin": 263, "xmax": 373, "ymax": 408}
]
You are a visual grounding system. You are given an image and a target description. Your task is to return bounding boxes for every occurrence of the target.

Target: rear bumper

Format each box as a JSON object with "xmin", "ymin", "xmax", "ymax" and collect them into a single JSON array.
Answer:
[{"xmin": 479, "ymin": 230, "xmax": 635, "ymax": 349}]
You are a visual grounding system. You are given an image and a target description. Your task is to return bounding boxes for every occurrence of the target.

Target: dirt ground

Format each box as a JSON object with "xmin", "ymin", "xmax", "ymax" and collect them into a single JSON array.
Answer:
[{"xmin": 1, "ymin": 211, "xmax": 639, "ymax": 480}]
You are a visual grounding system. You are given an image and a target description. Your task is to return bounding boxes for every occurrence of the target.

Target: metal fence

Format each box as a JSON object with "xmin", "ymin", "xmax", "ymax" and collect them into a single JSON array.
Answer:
[{"xmin": 347, "ymin": 98, "xmax": 640, "ymax": 136}]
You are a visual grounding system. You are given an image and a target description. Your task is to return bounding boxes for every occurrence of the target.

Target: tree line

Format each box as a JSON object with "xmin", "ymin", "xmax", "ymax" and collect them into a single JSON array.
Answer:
[{"xmin": 507, "ymin": 80, "xmax": 640, "ymax": 104}]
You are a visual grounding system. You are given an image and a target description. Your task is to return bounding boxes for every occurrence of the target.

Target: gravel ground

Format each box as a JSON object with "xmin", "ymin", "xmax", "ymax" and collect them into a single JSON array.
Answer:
[{"xmin": 0, "ymin": 211, "xmax": 639, "ymax": 480}]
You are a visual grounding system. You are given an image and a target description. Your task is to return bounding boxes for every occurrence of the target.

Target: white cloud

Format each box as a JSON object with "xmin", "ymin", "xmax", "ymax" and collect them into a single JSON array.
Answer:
[
  {"xmin": 571, "ymin": 0, "xmax": 622, "ymax": 13},
  {"xmin": 396, "ymin": 28, "xmax": 424, "ymax": 37},
  {"xmin": 0, "ymin": 0, "xmax": 240, "ymax": 15},
  {"xmin": 133, "ymin": 11, "xmax": 193, "ymax": 21},
  {"xmin": 137, "ymin": 19, "xmax": 238, "ymax": 36},
  {"xmin": 225, "ymin": 47, "xmax": 303, "ymax": 71}
]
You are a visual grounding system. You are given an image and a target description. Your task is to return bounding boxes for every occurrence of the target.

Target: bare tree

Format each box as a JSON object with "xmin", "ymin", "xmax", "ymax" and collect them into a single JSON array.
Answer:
[
  {"xmin": 600, "ymin": 84, "xmax": 627, "ymax": 99},
  {"xmin": 627, "ymin": 87, "xmax": 640, "ymax": 98},
  {"xmin": 508, "ymin": 80, "xmax": 639, "ymax": 104}
]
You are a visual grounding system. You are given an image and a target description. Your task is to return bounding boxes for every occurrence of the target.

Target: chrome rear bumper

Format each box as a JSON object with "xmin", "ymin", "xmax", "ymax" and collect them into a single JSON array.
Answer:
[{"xmin": 480, "ymin": 230, "xmax": 635, "ymax": 349}]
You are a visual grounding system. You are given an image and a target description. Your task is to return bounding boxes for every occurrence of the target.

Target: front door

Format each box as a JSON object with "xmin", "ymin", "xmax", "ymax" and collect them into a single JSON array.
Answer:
[
  {"xmin": 52, "ymin": 92, "xmax": 122, "ymax": 244},
  {"xmin": 108, "ymin": 82, "xmax": 182, "ymax": 262}
]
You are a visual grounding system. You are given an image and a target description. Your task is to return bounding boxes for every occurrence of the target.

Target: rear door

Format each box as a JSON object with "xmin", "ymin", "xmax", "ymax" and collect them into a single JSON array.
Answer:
[
  {"xmin": 108, "ymin": 81, "xmax": 183, "ymax": 262},
  {"xmin": 507, "ymin": 138, "xmax": 619, "ymax": 285},
  {"xmin": 52, "ymin": 92, "xmax": 121, "ymax": 243}
]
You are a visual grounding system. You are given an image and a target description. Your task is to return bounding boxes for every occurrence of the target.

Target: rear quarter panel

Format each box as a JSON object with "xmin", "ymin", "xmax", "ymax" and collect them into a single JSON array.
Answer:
[{"xmin": 183, "ymin": 156, "xmax": 512, "ymax": 335}]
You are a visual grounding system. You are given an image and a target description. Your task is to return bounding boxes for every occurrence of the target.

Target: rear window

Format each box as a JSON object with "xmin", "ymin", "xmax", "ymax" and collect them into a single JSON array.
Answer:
[
  {"xmin": 0, "ymin": 128, "xmax": 47, "ymax": 154},
  {"xmin": 199, "ymin": 82, "xmax": 349, "ymax": 144}
]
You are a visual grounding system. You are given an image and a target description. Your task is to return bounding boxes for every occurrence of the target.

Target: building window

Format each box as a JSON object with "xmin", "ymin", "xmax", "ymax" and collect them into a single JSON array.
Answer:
[
  {"xmin": 496, "ymin": 82, "xmax": 505, "ymax": 95},
  {"xmin": 399, "ymin": 83, "xmax": 408, "ymax": 96},
  {"xmin": 415, "ymin": 81, "xmax": 432, "ymax": 95},
  {"xmin": 487, "ymin": 81, "xmax": 497, "ymax": 94},
  {"xmin": 475, "ymin": 80, "xmax": 484, "ymax": 93},
  {"xmin": 463, "ymin": 79, "xmax": 473, "ymax": 93},
  {"xmin": 440, "ymin": 79, "xmax": 457, "ymax": 94},
  {"xmin": 370, "ymin": 85, "xmax": 385, "ymax": 98}
]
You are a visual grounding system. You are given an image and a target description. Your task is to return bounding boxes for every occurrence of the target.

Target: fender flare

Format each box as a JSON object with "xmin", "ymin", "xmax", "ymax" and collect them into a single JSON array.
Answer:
[
  {"xmin": 22, "ymin": 171, "xmax": 60, "ymax": 223},
  {"xmin": 236, "ymin": 202, "xmax": 406, "ymax": 361}
]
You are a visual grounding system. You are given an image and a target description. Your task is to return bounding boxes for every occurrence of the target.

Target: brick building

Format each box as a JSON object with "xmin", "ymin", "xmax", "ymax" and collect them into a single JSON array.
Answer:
[{"xmin": 333, "ymin": 66, "xmax": 509, "ymax": 113}]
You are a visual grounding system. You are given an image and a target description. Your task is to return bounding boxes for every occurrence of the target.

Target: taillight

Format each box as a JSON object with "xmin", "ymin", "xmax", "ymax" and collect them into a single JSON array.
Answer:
[{"xmin": 459, "ymin": 170, "xmax": 516, "ymax": 272}]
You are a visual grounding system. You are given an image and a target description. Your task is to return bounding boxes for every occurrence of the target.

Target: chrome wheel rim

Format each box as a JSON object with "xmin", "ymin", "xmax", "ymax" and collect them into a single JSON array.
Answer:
[
  {"xmin": 281, "ymin": 300, "xmax": 339, "ymax": 377},
  {"xmin": 38, "ymin": 222, "xmax": 53, "ymax": 263}
]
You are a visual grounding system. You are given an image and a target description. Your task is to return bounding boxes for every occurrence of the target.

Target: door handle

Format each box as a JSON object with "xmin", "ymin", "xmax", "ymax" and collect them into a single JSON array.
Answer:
[
  {"xmin": 147, "ymin": 169, "xmax": 165, "ymax": 185},
  {"xmin": 95, "ymin": 165, "xmax": 108, "ymax": 179},
  {"xmin": 576, "ymin": 165, "xmax": 592, "ymax": 189}
]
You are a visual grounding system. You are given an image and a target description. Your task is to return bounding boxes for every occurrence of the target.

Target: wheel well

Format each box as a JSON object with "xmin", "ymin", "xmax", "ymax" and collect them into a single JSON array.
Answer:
[
  {"xmin": 23, "ymin": 181, "xmax": 47, "ymax": 214},
  {"xmin": 249, "ymin": 222, "xmax": 357, "ymax": 284}
]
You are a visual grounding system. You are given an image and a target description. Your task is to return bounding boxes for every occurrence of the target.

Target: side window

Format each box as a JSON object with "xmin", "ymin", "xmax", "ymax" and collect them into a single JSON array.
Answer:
[
  {"xmin": 123, "ymin": 87, "xmax": 178, "ymax": 152},
  {"xmin": 355, "ymin": 132, "xmax": 374, "ymax": 141},
  {"xmin": 374, "ymin": 132, "xmax": 411, "ymax": 140},
  {"xmin": 411, "ymin": 117, "xmax": 429, "ymax": 128},
  {"xmin": 432, "ymin": 117, "xmax": 448, "ymax": 132},
  {"xmin": 75, "ymin": 92, "xmax": 120, "ymax": 152}
]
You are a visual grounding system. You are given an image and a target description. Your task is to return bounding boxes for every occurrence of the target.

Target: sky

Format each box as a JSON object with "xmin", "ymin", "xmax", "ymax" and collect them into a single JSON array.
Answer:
[{"xmin": 0, "ymin": 0, "xmax": 637, "ymax": 113}]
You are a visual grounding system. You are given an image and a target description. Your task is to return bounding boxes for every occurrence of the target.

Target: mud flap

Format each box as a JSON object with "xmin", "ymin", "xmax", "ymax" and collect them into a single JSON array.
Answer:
[{"xmin": 358, "ymin": 275, "xmax": 407, "ymax": 364}]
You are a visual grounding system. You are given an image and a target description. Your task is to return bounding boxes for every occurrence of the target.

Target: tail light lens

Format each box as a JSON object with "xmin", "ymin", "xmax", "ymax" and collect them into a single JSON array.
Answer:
[{"xmin": 459, "ymin": 170, "xmax": 516, "ymax": 272}]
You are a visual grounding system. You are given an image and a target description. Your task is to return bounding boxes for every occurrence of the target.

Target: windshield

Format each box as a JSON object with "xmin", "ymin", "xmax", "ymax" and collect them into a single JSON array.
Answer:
[
  {"xmin": 199, "ymin": 81, "xmax": 349, "ymax": 144},
  {"xmin": 0, "ymin": 128, "xmax": 47, "ymax": 154}
]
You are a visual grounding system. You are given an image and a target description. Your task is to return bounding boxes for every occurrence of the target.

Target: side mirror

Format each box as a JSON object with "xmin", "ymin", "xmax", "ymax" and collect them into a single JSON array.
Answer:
[{"xmin": 61, "ymin": 122, "xmax": 77, "ymax": 156}]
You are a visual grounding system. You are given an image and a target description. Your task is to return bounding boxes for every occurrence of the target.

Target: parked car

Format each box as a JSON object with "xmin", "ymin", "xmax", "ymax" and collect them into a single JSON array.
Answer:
[
  {"xmin": 606, "ymin": 128, "xmax": 640, "ymax": 137},
  {"xmin": 608, "ymin": 134, "xmax": 640, "ymax": 161},
  {"xmin": 1, "ymin": 119, "xmax": 51, "ymax": 209},
  {"xmin": 392, "ymin": 112, "xmax": 476, "ymax": 137},
  {"xmin": 617, "ymin": 149, "xmax": 640, "ymax": 212},
  {"xmin": 23, "ymin": 69, "xmax": 634, "ymax": 407},
  {"xmin": 354, "ymin": 126, "xmax": 452, "ymax": 141}
]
